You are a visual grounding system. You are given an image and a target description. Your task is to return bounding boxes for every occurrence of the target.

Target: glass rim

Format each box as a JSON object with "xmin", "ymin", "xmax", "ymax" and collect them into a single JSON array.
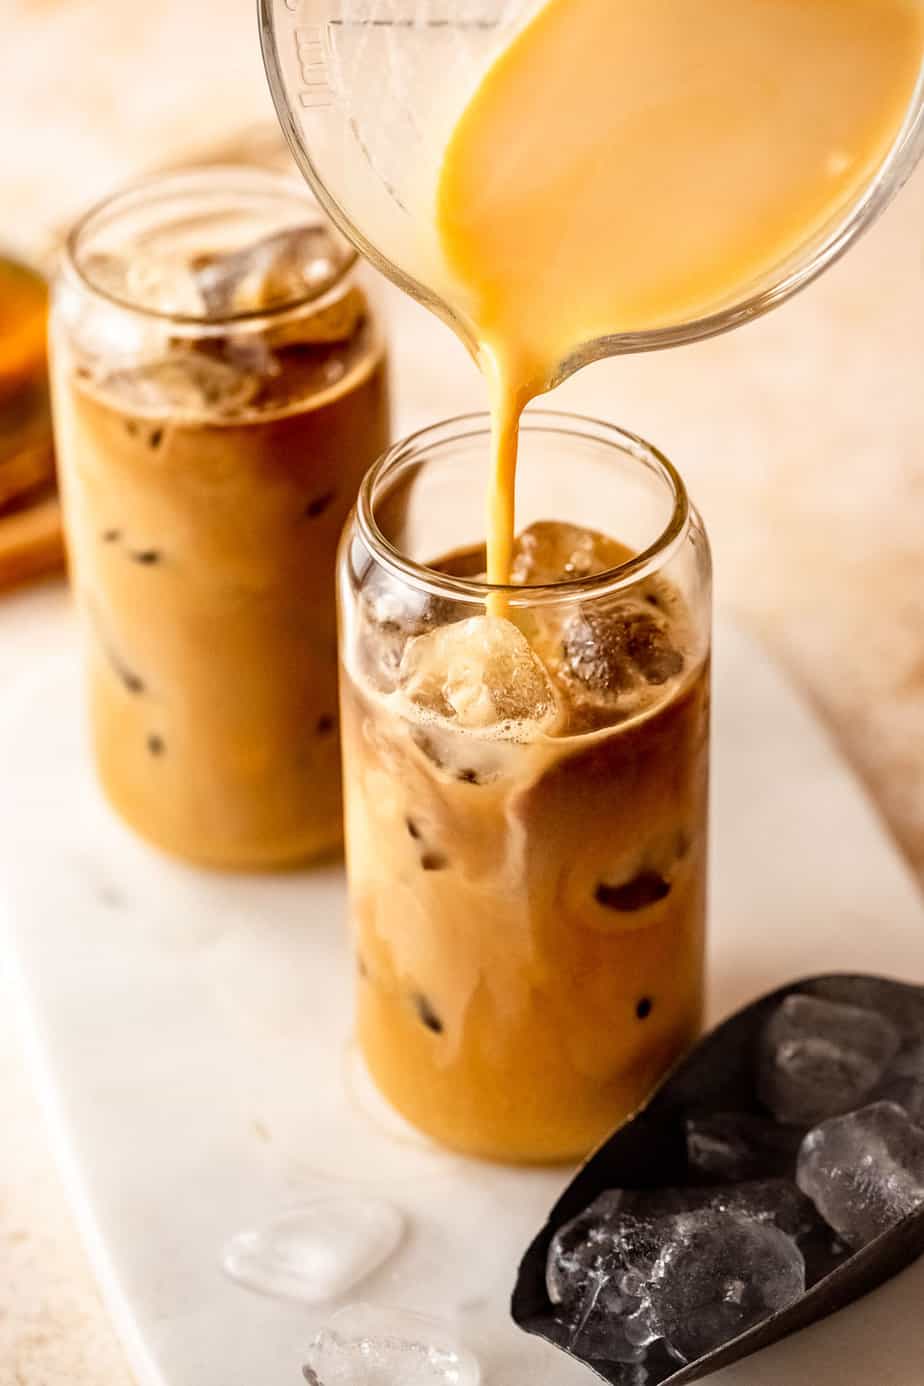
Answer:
[
  {"xmin": 355, "ymin": 409, "xmax": 692, "ymax": 607},
  {"xmin": 63, "ymin": 163, "xmax": 359, "ymax": 330}
]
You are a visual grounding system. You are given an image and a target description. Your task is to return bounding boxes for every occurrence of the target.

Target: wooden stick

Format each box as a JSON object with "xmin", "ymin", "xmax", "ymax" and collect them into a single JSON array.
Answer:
[
  {"xmin": 0, "ymin": 492, "xmax": 66, "ymax": 593},
  {"xmin": 0, "ymin": 441, "xmax": 56, "ymax": 512}
]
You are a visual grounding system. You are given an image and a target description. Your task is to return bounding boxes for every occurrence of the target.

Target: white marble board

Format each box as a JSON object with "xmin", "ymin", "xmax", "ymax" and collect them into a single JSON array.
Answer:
[{"xmin": 2, "ymin": 605, "xmax": 924, "ymax": 1386}]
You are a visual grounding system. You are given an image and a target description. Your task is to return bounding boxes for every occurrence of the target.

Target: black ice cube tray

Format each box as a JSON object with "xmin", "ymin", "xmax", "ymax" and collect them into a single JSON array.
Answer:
[{"xmin": 511, "ymin": 973, "xmax": 924, "ymax": 1386}]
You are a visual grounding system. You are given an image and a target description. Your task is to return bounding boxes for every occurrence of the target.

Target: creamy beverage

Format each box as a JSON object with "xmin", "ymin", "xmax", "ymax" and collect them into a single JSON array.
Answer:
[
  {"xmin": 52, "ymin": 170, "xmax": 390, "ymax": 867},
  {"xmin": 436, "ymin": 0, "xmax": 924, "ymax": 583}
]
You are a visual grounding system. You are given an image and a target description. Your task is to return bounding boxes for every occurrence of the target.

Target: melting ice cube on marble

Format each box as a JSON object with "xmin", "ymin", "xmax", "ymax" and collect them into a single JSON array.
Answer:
[
  {"xmin": 303, "ymin": 1304, "xmax": 481, "ymax": 1386},
  {"xmin": 222, "ymin": 1198, "xmax": 403, "ymax": 1304}
]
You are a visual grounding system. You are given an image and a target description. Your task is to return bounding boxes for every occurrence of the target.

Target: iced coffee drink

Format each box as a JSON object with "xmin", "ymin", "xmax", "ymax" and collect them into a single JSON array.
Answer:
[
  {"xmin": 338, "ymin": 415, "xmax": 711, "ymax": 1163},
  {"xmin": 51, "ymin": 169, "xmax": 389, "ymax": 867}
]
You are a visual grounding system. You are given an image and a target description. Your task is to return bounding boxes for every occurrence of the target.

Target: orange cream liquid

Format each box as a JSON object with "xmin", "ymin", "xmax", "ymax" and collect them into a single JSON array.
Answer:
[{"xmin": 436, "ymin": 0, "xmax": 923, "ymax": 585}]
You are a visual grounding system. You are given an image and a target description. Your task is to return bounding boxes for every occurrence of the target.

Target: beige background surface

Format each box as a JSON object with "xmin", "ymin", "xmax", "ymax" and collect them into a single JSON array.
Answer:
[{"xmin": 2, "ymin": 0, "xmax": 923, "ymax": 1380}]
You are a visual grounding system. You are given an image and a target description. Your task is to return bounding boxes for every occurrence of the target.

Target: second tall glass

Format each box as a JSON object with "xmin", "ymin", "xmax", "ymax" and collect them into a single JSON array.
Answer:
[
  {"xmin": 51, "ymin": 168, "xmax": 390, "ymax": 868},
  {"xmin": 338, "ymin": 413, "xmax": 712, "ymax": 1163}
]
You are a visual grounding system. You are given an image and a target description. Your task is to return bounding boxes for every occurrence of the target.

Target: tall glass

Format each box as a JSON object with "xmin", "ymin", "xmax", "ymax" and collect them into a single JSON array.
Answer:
[
  {"xmin": 50, "ymin": 168, "xmax": 390, "ymax": 868},
  {"xmin": 338, "ymin": 413, "xmax": 712, "ymax": 1163}
]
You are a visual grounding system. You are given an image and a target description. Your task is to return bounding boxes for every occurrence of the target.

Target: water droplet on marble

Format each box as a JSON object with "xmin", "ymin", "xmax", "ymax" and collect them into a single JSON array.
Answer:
[
  {"xmin": 303, "ymin": 1304, "xmax": 481, "ymax": 1386},
  {"xmin": 222, "ymin": 1198, "xmax": 403, "ymax": 1304}
]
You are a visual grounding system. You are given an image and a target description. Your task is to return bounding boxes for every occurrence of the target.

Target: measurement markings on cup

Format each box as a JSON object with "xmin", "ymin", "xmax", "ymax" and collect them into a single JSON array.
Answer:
[{"xmin": 293, "ymin": 24, "xmax": 332, "ymax": 108}]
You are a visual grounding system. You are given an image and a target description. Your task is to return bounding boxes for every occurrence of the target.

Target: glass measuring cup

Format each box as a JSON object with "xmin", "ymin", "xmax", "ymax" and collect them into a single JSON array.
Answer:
[{"xmin": 260, "ymin": 0, "xmax": 924, "ymax": 383}]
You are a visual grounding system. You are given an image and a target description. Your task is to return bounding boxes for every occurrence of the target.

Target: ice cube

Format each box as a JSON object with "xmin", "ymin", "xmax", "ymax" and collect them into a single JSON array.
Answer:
[
  {"xmin": 79, "ymin": 251, "xmax": 132, "ymax": 301},
  {"xmin": 194, "ymin": 225, "xmax": 350, "ymax": 318},
  {"xmin": 505, "ymin": 522, "xmax": 687, "ymax": 728},
  {"xmin": 358, "ymin": 569, "xmax": 447, "ymax": 692},
  {"xmin": 303, "ymin": 1304, "xmax": 481, "ymax": 1386},
  {"xmin": 797, "ymin": 1101, "xmax": 924, "ymax": 1248},
  {"xmin": 648, "ymin": 1209, "xmax": 805, "ymax": 1363},
  {"xmin": 221, "ymin": 1198, "xmax": 403, "ymax": 1305},
  {"xmin": 878, "ymin": 1074, "xmax": 924, "ymax": 1126},
  {"xmin": 758, "ymin": 994, "xmax": 900, "ymax": 1126},
  {"xmin": 546, "ymin": 1195, "xmax": 664, "ymax": 1365},
  {"xmin": 550, "ymin": 1190, "xmax": 807, "ymax": 1368},
  {"xmin": 546, "ymin": 1192, "xmax": 663, "ymax": 1309},
  {"xmin": 622, "ymin": 1179, "xmax": 816, "ymax": 1242},
  {"xmin": 550, "ymin": 1182, "xmax": 814, "ymax": 1291},
  {"xmin": 80, "ymin": 251, "xmax": 205, "ymax": 317},
  {"xmin": 686, "ymin": 1113, "xmax": 804, "ymax": 1181},
  {"xmin": 561, "ymin": 603, "xmax": 684, "ymax": 697},
  {"xmin": 546, "ymin": 1190, "xmax": 629, "ymax": 1307},
  {"xmin": 805, "ymin": 978, "xmax": 924, "ymax": 1051},
  {"xmin": 547, "ymin": 1180, "xmax": 812, "ymax": 1367},
  {"xmin": 399, "ymin": 616, "xmax": 559, "ymax": 732},
  {"xmin": 126, "ymin": 253, "xmax": 205, "ymax": 317},
  {"xmin": 510, "ymin": 520, "xmax": 632, "ymax": 585},
  {"xmin": 565, "ymin": 1304, "xmax": 651, "ymax": 1367},
  {"xmin": 540, "ymin": 1307, "xmax": 650, "ymax": 1377},
  {"xmin": 105, "ymin": 355, "xmax": 258, "ymax": 416}
]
